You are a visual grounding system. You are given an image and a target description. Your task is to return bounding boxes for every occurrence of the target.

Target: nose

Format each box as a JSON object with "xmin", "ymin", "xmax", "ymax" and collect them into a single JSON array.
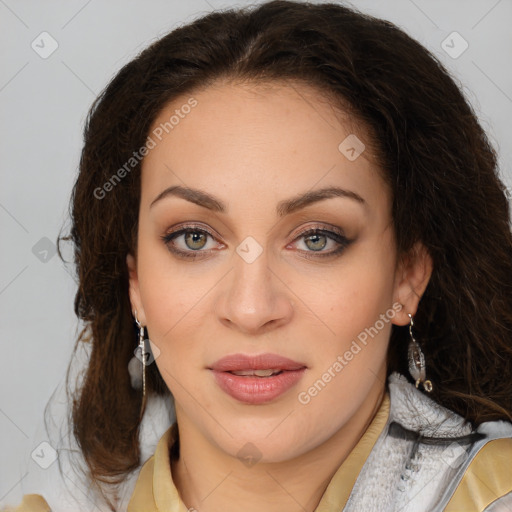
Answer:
[{"xmin": 214, "ymin": 247, "xmax": 294, "ymax": 335}]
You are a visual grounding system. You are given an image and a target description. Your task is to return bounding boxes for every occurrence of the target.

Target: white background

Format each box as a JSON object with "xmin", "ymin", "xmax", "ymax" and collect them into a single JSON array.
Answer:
[{"xmin": 1, "ymin": 0, "xmax": 511, "ymax": 504}]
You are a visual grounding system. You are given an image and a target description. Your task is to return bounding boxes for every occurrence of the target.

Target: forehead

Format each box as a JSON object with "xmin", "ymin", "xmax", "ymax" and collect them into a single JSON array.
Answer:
[{"xmin": 140, "ymin": 80, "xmax": 389, "ymax": 217}]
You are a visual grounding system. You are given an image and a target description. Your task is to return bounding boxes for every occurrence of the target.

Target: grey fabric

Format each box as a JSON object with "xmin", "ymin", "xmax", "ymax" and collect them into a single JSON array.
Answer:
[
  {"xmin": 343, "ymin": 373, "xmax": 512, "ymax": 512},
  {"xmin": 482, "ymin": 491, "xmax": 512, "ymax": 512}
]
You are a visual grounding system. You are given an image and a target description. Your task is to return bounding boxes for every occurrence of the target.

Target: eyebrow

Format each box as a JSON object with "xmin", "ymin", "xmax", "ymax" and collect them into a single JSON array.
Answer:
[{"xmin": 149, "ymin": 185, "xmax": 366, "ymax": 216}]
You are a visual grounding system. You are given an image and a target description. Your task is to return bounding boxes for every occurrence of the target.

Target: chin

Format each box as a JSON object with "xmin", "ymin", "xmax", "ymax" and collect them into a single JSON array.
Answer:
[{"xmin": 209, "ymin": 420, "xmax": 322, "ymax": 464}]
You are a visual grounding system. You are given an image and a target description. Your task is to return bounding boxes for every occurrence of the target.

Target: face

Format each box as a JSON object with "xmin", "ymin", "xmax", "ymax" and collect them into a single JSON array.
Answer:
[{"xmin": 127, "ymin": 80, "xmax": 431, "ymax": 463}]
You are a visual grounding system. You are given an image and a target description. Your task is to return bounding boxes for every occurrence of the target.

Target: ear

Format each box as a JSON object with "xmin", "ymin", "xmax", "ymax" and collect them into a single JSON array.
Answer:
[
  {"xmin": 126, "ymin": 253, "xmax": 146, "ymax": 325},
  {"xmin": 392, "ymin": 242, "xmax": 433, "ymax": 326}
]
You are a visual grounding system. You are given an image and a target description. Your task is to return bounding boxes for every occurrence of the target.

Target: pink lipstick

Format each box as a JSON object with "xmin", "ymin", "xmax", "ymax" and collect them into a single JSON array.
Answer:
[{"xmin": 209, "ymin": 353, "xmax": 307, "ymax": 404}]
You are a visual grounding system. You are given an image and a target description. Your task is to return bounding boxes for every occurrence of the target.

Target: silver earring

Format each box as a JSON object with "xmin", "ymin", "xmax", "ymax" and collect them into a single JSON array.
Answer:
[
  {"xmin": 407, "ymin": 313, "xmax": 433, "ymax": 393},
  {"xmin": 128, "ymin": 310, "xmax": 147, "ymax": 419}
]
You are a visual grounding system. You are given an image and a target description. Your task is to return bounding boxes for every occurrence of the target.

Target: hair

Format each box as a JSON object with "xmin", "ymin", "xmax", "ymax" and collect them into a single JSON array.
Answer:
[{"xmin": 62, "ymin": 0, "xmax": 512, "ymax": 507}]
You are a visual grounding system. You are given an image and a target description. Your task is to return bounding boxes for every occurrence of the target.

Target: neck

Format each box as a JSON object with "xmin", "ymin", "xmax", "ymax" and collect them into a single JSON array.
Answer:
[{"xmin": 172, "ymin": 381, "xmax": 386, "ymax": 512}]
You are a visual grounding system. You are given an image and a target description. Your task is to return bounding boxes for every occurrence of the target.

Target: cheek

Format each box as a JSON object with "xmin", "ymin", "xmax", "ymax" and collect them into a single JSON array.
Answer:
[
  {"xmin": 136, "ymin": 228, "xmax": 212, "ymax": 333},
  {"xmin": 294, "ymin": 236, "xmax": 397, "ymax": 413},
  {"xmin": 293, "ymin": 266, "xmax": 393, "ymax": 442},
  {"xmin": 148, "ymin": 302, "xmax": 208, "ymax": 403},
  {"xmin": 305, "ymin": 240, "xmax": 396, "ymax": 346},
  {"xmin": 135, "ymin": 237, "xmax": 213, "ymax": 385}
]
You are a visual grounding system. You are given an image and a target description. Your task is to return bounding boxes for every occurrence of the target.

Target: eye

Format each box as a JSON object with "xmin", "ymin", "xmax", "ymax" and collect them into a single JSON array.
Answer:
[
  {"xmin": 161, "ymin": 224, "xmax": 223, "ymax": 260},
  {"xmin": 161, "ymin": 223, "xmax": 352, "ymax": 261},
  {"xmin": 288, "ymin": 226, "xmax": 351, "ymax": 259}
]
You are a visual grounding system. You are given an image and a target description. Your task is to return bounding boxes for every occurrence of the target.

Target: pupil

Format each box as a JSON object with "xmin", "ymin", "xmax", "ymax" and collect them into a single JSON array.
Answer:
[
  {"xmin": 186, "ymin": 231, "xmax": 206, "ymax": 250},
  {"xmin": 306, "ymin": 233, "xmax": 326, "ymax": 251}
]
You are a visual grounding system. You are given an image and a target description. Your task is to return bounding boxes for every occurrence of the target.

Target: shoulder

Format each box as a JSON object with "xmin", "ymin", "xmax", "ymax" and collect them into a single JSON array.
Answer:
[
  {"xmin": 126, "ymin": 453, "xmax": 157, "ymax": 510},
  {"xmin": 446, "ymin": 437, "xmax": 512, "ymax": 511},
  {"xmin": 127, "ymin": 425, "xmax": 178, "ymax": 511},
  {"xmin": 1, "ymin": 495, "xmax": 51, "ymax": 512}
]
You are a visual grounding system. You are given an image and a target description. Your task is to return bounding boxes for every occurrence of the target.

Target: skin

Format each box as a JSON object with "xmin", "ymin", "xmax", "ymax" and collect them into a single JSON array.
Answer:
[{"xmin": 127, "ymin": 80, "xmax": 432, "ymax": 512}]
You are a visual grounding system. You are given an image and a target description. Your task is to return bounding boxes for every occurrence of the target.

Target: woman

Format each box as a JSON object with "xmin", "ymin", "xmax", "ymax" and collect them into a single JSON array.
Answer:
[{"xmin": 8, "ymin": 1, "xmax": 512, "ymax": 510}]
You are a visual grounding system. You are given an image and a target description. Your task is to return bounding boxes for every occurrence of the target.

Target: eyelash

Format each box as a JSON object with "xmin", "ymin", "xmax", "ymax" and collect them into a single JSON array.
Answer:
[{"xmin": 160, "ymin": 223, "xmax": 351, "ymax": 260}]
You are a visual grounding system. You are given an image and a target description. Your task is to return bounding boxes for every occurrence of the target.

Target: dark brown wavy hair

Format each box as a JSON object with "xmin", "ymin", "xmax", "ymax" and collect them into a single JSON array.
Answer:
[{"xmin": 62, "ymin": 0, "xmax": 512, "ymax": 508}]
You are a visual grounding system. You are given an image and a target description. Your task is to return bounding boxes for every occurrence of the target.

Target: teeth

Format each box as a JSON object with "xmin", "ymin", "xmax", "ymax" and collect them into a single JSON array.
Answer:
[{"xmin": 231, "ymin": 369, "xmax": 281, "ymax": 377}]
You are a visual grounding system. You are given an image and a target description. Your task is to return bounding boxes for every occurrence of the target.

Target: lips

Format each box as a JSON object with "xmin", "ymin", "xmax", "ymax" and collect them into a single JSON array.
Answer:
[
  {"xmin": 210, "ymin": 353, "xmax": 306, "ymax": 372},
  {"xmin": 209, "ymin": 353, "xmax": 307, "ymax": 404},
  {"xmin": 230, "ymin": 369, "xmax": 282, "ymax": 377}
]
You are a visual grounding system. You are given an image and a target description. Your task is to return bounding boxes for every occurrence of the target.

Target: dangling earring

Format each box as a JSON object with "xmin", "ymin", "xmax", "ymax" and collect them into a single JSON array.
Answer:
[
  {"xmin": 407, "ymin": 313, "xmax": 433, "ymax": 392},
  {"xmin": 128, "ymin": 310, "xmax": 147, "ymax": 419}
]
